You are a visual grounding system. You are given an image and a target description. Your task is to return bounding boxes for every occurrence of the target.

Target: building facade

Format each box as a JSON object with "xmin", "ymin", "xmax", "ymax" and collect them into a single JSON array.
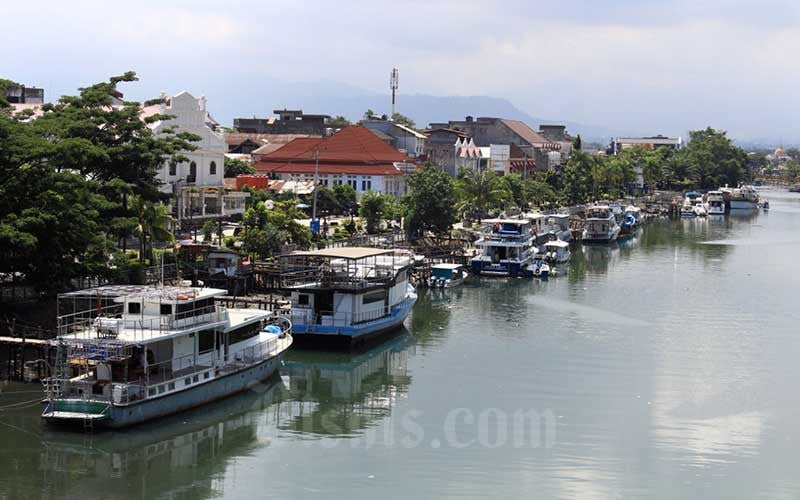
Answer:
[
  {"xmin": 252, "ymin": 126, "xmax": 415, "ymax": 199},
  {"xmin": 361, "ymin": 119, "xmax": 426, "ymax": 158},
  {"xmin": 144, "ymin": 92, "xmax": 248, "ymax": 222},
  {"xmin": 234, "ymin": 109, "xmax": 331, "ymax": 135},
  {"xmin": 424, "ymin": 128, "xmax": 468, "ymax": 176}
]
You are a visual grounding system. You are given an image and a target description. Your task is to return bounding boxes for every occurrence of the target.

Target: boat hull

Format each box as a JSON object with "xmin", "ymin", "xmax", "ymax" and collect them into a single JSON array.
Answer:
[
  {"xmin": 471, "ymin": 259, "xmax": 528, "ymax": 277},
  {"xmin": 729, "ymin": 200, "xmax": 758, "ymax": 210},
  {"xmin": 43, "ymin": 349, "xmax": 288, "ymax": 429}
]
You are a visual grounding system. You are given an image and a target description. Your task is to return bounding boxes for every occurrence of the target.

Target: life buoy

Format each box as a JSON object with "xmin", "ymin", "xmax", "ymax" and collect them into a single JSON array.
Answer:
[{"xmin": 177, "ymin": 294, "xmax": 189, "ymax": 300}]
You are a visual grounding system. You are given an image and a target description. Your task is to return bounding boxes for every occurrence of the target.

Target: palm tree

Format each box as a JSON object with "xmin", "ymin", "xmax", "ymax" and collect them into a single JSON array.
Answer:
[
  {"xmin": 132, "ymin": 196, "xmax": 174, "ymax": 264},
  {"xmin": 455, "ymin": 167, "xmax": 506, "ymax": 224}
]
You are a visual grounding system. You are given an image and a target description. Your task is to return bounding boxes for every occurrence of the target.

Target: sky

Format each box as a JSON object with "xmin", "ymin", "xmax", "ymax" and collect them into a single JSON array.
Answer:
[{"xmin": 3, "ymin": 0, "xmax": 799, "ymax": 142}]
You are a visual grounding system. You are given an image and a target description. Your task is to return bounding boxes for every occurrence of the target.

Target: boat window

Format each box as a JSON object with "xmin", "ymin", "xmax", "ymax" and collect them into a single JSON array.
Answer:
[
  {"xmin": 193, "ymin": 375, "xmax": 199, "ymax": 382},
  {"xmin": 229, "ymin": 322, "xmax": 261, "ymax": 344},
  {"xmin": 298, "ymin": 294, "xmax": 310, "ymax": 306},
  {"xmin": 168, "ymin": 382, "xmax": 175, "ymax": 391},
  {"xmin": 148, "ymin": 387, "xmax": 156, "ymax": 397},
  {"xmin": 198, "ymin": 330, "xmax": 216, "ymax": 353},
  {"xmin": 363, "ymin": 289, "xmax": 387, "ymax": 304},
  {"xmin": 128, "ymin": 302, "xmax": 141, "ymax": 314},
  {"xmin": 158, "ymin": 385, "xmax": 166, "ymax": 394},
  {"xmin": 204, "ymin": 372, "xmax": 210, "ymax": 379},
  {"xmin": 160, "ymin": 304, "xmax": 172, "ymax": 315},
  {"xmin": 185, "ymin": 377, "xmax": 191, "ymax": 385}
]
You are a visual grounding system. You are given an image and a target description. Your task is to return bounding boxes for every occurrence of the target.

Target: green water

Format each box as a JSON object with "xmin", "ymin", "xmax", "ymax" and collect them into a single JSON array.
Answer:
[{"xmin": 2, "ymin": 189, "xmax": 800, "ymax": 499}]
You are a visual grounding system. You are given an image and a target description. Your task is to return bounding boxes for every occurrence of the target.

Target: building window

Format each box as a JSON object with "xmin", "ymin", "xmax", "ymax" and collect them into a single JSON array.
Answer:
[
  {"xmin": 298, "ymin": 294, "xmax": 310, "ymax": 306},
  {"xmin": 169, "ymin": 162, "xmax": 177, "ymax": 176},
  {"xmin": 188, "ymin": 161, "xmax": 197, "ymax": 183},
  {"xmin": 128, "ymin": 302, "xmax": 141, "ymax": 314},
  {"xmin": 209, "ymin": 161, "xmax": 217, "ymax": 175}
]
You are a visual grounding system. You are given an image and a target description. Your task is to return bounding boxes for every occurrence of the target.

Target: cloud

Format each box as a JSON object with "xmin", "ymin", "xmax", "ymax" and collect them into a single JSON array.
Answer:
[{"xmin": 3, "ymin": 0, "xmax": 800, "ymax": 139}]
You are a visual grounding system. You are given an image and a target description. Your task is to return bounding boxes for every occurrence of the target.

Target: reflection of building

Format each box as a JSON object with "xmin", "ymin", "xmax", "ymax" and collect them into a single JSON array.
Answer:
[
  {"xmin": 142, "ymin": 92, "xmax": 248, "ymax": 221},
  {"xmin": 281, "ymin": 333, "xmax": 414, "ymax": 434}
]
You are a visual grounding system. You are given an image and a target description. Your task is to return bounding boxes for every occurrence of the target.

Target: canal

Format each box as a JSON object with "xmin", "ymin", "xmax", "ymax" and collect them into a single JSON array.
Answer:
[{"xmin": 2, "ymin": 189, "xmax": 800, "ymax": 499}]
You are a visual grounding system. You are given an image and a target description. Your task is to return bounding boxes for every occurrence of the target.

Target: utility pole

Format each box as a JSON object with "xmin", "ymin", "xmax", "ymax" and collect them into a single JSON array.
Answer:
[{"xmin": 311, "ymin": 147, "xmax": 320, "ymax": 235}]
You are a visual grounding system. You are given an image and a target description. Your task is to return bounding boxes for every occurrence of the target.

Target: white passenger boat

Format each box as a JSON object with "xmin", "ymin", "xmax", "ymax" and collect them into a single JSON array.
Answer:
[
  {"xmin": 471, "ymin": 219, "xmax": 536, "ymax": 277},
  {"xmin": 543, "ymin": 240, "xmax": 571, "ymax": 263},
  {"xmin": 42, "ymin": 286, "xmax": 292, "ymax": 429},
  {"xmin": 705, "ymin": 190, "xmax": 725, "ymax": 215},
  {"xmin": 723, "ymin": 185, "xmax": 760, "ymax": 210},
  {"xmin": 545, "ymin": 214, "xmax": 572, "ymax": 242},
  {"xmin": 281, "ymin": 247, "xmax": 417, "ymax": 348},
  {"xmin": 685, "ymin": 192, "xmax": 707, "ymax": 217},
  {"xmin": 582, "ymin": 205, "xmax": 621, "ymax": 244},
  {"xmin": 429, "ymin": 263, "xmax": 468, "ymax": 288}
]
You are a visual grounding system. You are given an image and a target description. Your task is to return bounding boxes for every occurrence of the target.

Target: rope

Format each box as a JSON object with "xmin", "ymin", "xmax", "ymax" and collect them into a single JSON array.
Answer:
[{"xmin": 0, "ymin": 396, "xmax": 44, "ymax": 410}]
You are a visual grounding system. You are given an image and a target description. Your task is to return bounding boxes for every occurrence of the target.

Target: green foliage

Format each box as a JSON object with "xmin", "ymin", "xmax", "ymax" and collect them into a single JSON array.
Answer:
[
  {"xmin": 363, "ymin": 109, "xmax": 376, "ymax": 120},
  {"xmin": 332, "ymin": 183, "xmax": 357, "ymax": 214},
  {"xmin": 0, "ymin": 78, "xmax": 21, "ymax": 108},
  {"xmin": 358, "ymin": 190, "xmax": 397, "ymax": 233},
  {"xmin": 405, "ymin": 164, "xmax": 457, "ymax": 236},
  {"xmin": 314, "ymin": 185, "xmax": 340, "ymax": 217},
  {"xmin": 391, "ymin": 112, "xmax": 416, "ymax": 129},
  {"xmin": 454, "ymin": 167, "xmax": 506, "ymax": 222},
  {"xmin": 669, "ymin": 128, "xmax": 747, "ymax": 189},
  {"xmin": 224, "ymin": 157, "xmax": 255, "ymax": 178},
  {"xmin": 201, "ymin": 220, "xmax": 217, "ymax": 243},
  {"xmin": 572, "ymin": 134, "xmax": 582, "ymax": 151},
  {"xmin": 243, "ymin": 200, "xmax": 311, "ymax": 254},
  {"xmin": 0, "ymin": 72, "xmax": 194, "ymax": 292},
  {"xmin": 328, "ymin": 116, "xmax": 351, "ymax": 127},
  {"xmin": 243, "ymin": 223, "xmax": 285, "ymax": 260}
]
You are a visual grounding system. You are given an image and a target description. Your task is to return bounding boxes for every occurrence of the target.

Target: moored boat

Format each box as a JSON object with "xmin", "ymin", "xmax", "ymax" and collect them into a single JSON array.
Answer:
[
  {"xmin": 543, "ymin": 240, "xmax": 571, "ymax": 263},
  {"xmin": 428, "ymin": 263, "xmax": 468, "ymax": 288},
  {"xmin": 42, "ymin": 286, "xmax": 292, "ymax": 429},
  {"xmin": 727, "ymin": 185, "xmax": 760, "ymax": 210},
  {"xmin": 705, "ymin": 190, "xmax": 725, "ymax": 215},
  {"xmin": 281, "ymin": 247, "xmax": 417, "ymax": 348},
  {"xmin": 582, "ymin": 205, "xmax": 621, "ymax": 243},
  {"xmin": 471, "ymin": 219, "xmax": 536, "ymax": 277}
]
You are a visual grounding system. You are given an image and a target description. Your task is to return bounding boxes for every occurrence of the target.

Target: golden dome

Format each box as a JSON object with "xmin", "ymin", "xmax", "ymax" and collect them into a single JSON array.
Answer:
[{"xmin": 775, "ymin": 147, "xmax": 785, "ymax": 156}]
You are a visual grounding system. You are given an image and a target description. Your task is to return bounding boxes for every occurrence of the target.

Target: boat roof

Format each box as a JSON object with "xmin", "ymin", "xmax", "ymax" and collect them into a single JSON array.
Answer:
[
  {"xmin": 484, "ymin": 218, "xmax": 529, "ymax": 225},
  {"xmin": 59, "ymin": 285, "xmax": 226, "ymax": 302},
  {"xmin": 545, "ymin": 240, "xmax": 570, "ymax": 248},
  {"xmin": 523, "ymin": 212, "xmax": 546, "ymax": 220},
  {"xmin": 431, "ymin": 263, "xmax": 463, "ymax": 270},
  {"xmin": 548, "ymin": 213, "xmax": 570, "ymax": 219},
  {"xmin": 287, "ymin": 247, "xmax": 394, "ymax": 260}
]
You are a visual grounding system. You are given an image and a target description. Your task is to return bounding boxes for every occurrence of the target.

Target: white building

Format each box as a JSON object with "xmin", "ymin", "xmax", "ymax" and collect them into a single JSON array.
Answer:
[
  {"xmin": 143, "ymin": 92, "xmax": 248, "ymax": 221},
  {"xmin": 361, "ymin": 119, "xmax": 427, "ymax": 158}
]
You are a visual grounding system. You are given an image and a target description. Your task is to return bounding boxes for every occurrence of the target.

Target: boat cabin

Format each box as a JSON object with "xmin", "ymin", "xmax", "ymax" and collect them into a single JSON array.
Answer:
[{"xmin": 431, "ymin": 263, "xmax": 465, "ymax": 281}]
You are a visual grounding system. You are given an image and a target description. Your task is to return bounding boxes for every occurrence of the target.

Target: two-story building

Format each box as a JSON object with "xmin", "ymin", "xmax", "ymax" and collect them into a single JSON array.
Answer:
[
  {"xmin": 361, "ymin": 119, "xmax": 426, "ymax": 159},
  {"xmin": 252, "ymin": 126, "xmax": 415, "ymax": 199},
  {"xmin": 234, "ymin": 109, "xmax": 331, "ymax": 136},
  {"xmin": 424, "ymin": 128, "xmax": 469, "ymax": 176},
  {"xmin": 142, "ymin": 92, "xmax": 248, "ymax": 223}
]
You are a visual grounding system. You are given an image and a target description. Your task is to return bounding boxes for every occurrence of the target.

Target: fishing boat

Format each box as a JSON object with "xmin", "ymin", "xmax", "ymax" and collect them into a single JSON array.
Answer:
[
  {"xmin": 471, "ymin": 219, "xmax": 536, "ymax": 277},
  {"xmin": 582, "ymin": 205, "xmax": 621, "ymax": 243},
  {"xmin": 42, "ymin": 286, "xmax": 292, "ymax": 429},
  {"xmin": 428, "ymin": 263, "xmax": 468, "ymax": 288},
  {"xmin": 705, "ymin": 190, "xmax": 725, "ymax": 215},
  {"xmin": 280, "ymin": 247, "xmax": 417, "ymax": 348},
  {"xmin": 543, "ymin": 240, "xmax": 571, "ymax": 263}
]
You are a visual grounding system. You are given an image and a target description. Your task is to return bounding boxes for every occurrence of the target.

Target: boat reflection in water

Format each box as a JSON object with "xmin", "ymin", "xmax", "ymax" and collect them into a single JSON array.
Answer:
[
  {"xmin": 280, "ymin": 332, "xmax": 414, "ymax": 437},
  {"xmin": 32, "ymin": 334, "xmax": 414, "ymax": 499}
]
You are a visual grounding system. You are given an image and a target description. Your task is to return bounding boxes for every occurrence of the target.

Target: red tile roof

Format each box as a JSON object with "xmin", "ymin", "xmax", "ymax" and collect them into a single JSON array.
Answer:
[
  {"xmin": 254, "ymin": 162, "xmax": 403, "ymax": 176},
  {"xmin": 259, "ymin": 126, "xmax": 410, "ymax": 163},
  {"xmin": 254, "ymin": 126, "xmax": 411, "ymax": 177}
]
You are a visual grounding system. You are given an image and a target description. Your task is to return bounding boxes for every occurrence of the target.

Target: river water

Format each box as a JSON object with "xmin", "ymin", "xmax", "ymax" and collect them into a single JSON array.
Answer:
[{"xmin": 2, "ymin": 189, "xmax": 800, "ymax": 500}]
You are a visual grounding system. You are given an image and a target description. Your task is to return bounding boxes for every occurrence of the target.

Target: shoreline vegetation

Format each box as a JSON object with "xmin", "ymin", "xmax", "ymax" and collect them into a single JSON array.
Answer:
[{"xmin": 1, "ymin": 73, "xmax": 758, "ymax": 297}]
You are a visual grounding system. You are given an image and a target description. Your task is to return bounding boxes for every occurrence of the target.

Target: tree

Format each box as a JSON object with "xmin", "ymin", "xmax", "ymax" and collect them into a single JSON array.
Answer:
[
  {"xmin": 454, "ymin": 167, "xmax": 506, "ymax": 223},
  {"xmin": 404, "ymin": 164, "xmax": 457, "ymax": 237},
  {"xmin": 224, "ymin": 157, "xmax": 255, "ymax": 178},
  {"xmin": 363, "ymin": 109, "xmax": 376, "ymax": 120},
  {"xmin": 313, "ymin": 185, "xmax": 340, "ymax": 218},
  {"xmin": 572, "ymin": 134, "xmax": 582, "ymax": 151},
  {"xmin": 560, "ymin": 151, "xmax": 595, "ymax": 204},
  {"xmin": 391, "ymin": 112, "xmax": 416, "ymax": 129},
  {"xmin": 328, "ymin": 116, "xmax": 351, "ymax": 127},
  {"xmin": 201, "ymin": 220, "xmax": 217, "ymax": 243},
  {"xmin": 333, "ymin": 183, "xmax": 357, "ymax": 215},
  {"xmin": 525, "ymin": 179, "xmax": 557, "ymax": 207},
  {"xmin": 131, "ymin": 196, "xmax": 174, "ymax": 264},
  {"xmin": 359, "ymin": 190, "xmax": 387, "ymax": 233},
  {"xmin": 497, "ymin": 173, "xmax": 527, "ymax": 211},
  {"xmin": 243, "ymin": 223, "xmax": 286, "ymax": 260}
]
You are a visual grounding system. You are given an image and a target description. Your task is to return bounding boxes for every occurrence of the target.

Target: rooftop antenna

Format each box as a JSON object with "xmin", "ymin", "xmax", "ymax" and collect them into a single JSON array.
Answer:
[{"xmin": 390, "ymin": 67, "xmax": 399, "ymax": 117}]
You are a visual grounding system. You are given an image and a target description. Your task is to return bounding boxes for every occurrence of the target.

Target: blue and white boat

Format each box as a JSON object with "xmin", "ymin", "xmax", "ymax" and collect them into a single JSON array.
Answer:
[
  {"xmin": 281, "ymin": 247, "xmax": 417, "ymax": 348},
  {"xmin": 42, "ymin": 286, "xmax": 292, "ymax": 429},
  {"xmin": 429, "ymin": 263, "xmax": 468, "ymax": 288},
  {"xmin": 471, "ymin": 218, "xmax": 535, "ymax": 277}
]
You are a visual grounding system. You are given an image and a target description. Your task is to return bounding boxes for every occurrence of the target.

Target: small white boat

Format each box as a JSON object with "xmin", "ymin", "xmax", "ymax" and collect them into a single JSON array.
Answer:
[
  {"xmin": 529, "ymin": 259, "xmax": 551, "ymax": 279},
  {"xmin": 543, "ymin": 240, "xmax": 571, "ymax": 263},
  {"xmin": 428, "ymin": 263, "xmax": 468, "ymax": 288},
  {"xmin": 582, "ymin": 205, "xmax": 621, "ymax": 243},
  {"xmin": 705, "ymin": 190, "xmax": 725, "ymax": 215}
]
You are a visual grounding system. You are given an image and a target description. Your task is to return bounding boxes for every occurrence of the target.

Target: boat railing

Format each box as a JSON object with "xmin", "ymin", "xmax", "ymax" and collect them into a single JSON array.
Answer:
[{"xmin": 58, "ymin": 305, "xmax": 227, "ymax": 342}]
